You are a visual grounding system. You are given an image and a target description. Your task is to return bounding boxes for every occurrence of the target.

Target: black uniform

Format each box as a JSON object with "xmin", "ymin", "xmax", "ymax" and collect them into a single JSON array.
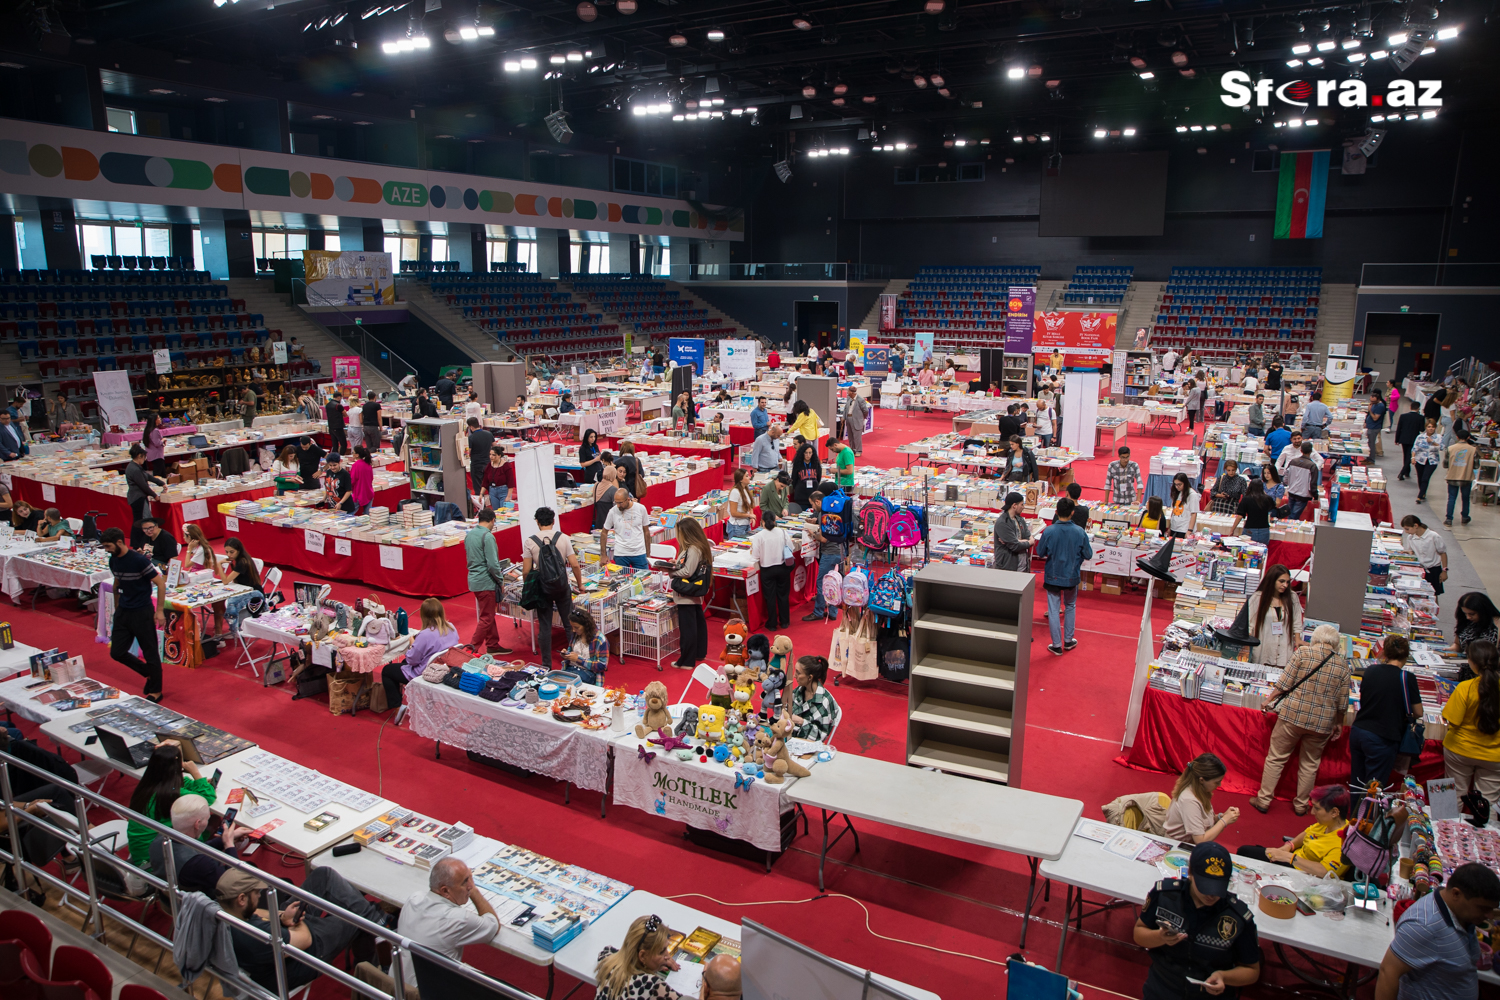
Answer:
[{"xmin": 1140, "ymin": 878, "xmax": 1260, "ymax": 999}]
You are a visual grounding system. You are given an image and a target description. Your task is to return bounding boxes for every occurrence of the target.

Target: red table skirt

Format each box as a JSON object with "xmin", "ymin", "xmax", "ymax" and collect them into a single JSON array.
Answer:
[
  {"xmin": 1338, "ymin": 489, "xmax": 1393, "ymax": 525},
  {"xmin": 1116, "ymin": 687, "xmax": 1444, "ymax": 799},
  {"xmin": 11, "ymin": 478, "xmax": 132, "ymax": 535},
  {"xmin": 230, "ymin": 518, "xmax": 471, "ymax": 599},
  {"xmin": 1266, "ymin": 540, "xmax": 1314, "ymax": 573}
]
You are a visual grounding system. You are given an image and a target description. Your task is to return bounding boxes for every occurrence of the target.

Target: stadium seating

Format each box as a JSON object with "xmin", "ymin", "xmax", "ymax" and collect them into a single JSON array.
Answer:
[
  {"xmin": 1149, "ymin": 265, "xmax": 1320, "ymax": 360},
  {"xmin": 572, "ymin": 277, "xmax": 738, "ymax": 354},
  {"xmin": 1060, "ymin": 265, "xmax": 1132, "ymax": 306},
  {"xmin": 893, "ymin": 265, "xmax": 1042, "ymax": 354},
  {"xmin": 432, "ymin": 275, "xmax": 623, "ymax": 364}
]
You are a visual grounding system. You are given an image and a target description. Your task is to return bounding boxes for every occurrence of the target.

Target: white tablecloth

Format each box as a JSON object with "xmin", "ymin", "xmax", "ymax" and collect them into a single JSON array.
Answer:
[
  {"xmin": 404, "ymin": 679, "xmax": 614, "ymax": 793},
  {"xmin": 0, "ymin": 540, "xmax": 51, "ymax": 601},
  {"xmin": 5, "ymin": 554, "xmax": 111, "ymax": 603}
]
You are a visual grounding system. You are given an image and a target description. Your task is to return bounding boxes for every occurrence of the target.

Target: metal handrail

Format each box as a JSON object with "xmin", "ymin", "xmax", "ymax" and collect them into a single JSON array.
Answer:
[
  {"xmin": 0, "ymin": 747, "xmax": 541, "ymax": 1000},
  {"xmin": 396, "ymin": 278, "xmax": 524, "ymax": 364},
  {"xmin": 290, "ymin": 278, "xmax": 418, "ymax": 387}
]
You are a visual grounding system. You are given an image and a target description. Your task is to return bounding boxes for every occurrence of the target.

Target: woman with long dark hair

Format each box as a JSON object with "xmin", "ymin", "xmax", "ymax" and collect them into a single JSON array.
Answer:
[
  {"xmin": 125, "ymin": 742, "xmax": 216, "ymax": 868},
  {"xmin": 1233, "ymin": 479, "xmax": 1278, "ymax": 544},
  {"xmin": 725, "ymin": 468, "xmax": 755, "ymax": 539},
  {"xmin": 141, "ymin": 410, "xmax": 167, "ymax": 477},
  {"xmin": 790, "ymin": 443, "xmax": 821, "ymax": 513},
  {"xmin": 577, "ymin": 428, "xmax": 604, "ymax": 484},
  {"xmin": 1452, "ymin": 592, "xmax": 1500, "ymax": 656},
  {"xmin": 669, "ymin": 517, "xmax": 713, "ymax": 668},
  {"xmin": 1244, "ymin": 563, "xmax": 1301, "ymax": 667},
  {"xmin": 1166, "ymin": 473, "xmax": 1198, "ymax": 538},
  {"xmin": 1209, "ymin": 458, "xmax": 1247, "ymax": 515},
  {"xmin": 1442, "ymin": 640, "xmax": 1500, "ymax": 809}
]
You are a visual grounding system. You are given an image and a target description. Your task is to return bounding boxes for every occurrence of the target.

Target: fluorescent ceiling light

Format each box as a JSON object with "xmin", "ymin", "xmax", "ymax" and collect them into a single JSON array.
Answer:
[
  {"xmin": 1437, "ymin": 26, "xmax": 1458, "ymax": 40},
  {"xmin": 1291, "ymin": 43, "xmax": 1311, "ymax": 54}
]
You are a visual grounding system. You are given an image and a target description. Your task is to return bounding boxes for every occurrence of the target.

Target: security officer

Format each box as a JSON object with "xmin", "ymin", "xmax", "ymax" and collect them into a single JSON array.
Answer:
[{"xmin": 1135, "ymin": 841, "xmax": 1261, "ymax": 998}]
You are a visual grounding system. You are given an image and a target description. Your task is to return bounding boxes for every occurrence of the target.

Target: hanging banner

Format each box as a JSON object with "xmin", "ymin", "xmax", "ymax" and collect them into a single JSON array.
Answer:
[
  {"xmin": 718, "ymin": 339, "xmax": 757, "ymax": 380},
  {"xmin": 303, "ymin": 250, "xmax": 395, "ymax": 306},
  {"xmin": 669, "ymin": 338, "xmax": 706, "ymax": 375},
  {"xmin": 879, "ymin": 294, "xmax": 899, "ymax": 332},
  {"xmin": 92, "ymin": 371, "xmax": 139, "ymax": 429},
  {"xmin": 332, "ymin": 356, "xmax": 362, "ymax": 390},
  {"xmin": 1004, "ymin": 287, "xmax": 1037, "ymax": 354},
  {"xmin": 1032, "ymin": 312, "xmax": 1118, "ymax": 369},
  {"xmin": 862, "ymin": 345, "xmax": 890, "ymax": 374},
  {"xmin": 912, "ymin": 332, "xmax": 935, "ymax": 366}
]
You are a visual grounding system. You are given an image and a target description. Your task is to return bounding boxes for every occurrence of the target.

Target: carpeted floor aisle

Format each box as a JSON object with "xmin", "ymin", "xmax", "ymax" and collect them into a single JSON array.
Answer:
[{"xmin": 5, "ymin": 408, "xmax": 1330, "ymax": 1000}]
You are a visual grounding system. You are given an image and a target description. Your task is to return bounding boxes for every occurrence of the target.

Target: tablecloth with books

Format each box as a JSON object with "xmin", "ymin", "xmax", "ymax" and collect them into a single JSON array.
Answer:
[{"xmin": 404, "ymin": 679, "xmax": 613, "ymax": 793}]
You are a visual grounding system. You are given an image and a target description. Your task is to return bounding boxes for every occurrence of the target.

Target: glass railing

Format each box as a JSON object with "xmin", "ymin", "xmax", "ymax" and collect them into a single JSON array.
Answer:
[
  {"xmin": 1359, "ymin": 262, "xmax": 1500, "ymax": 287},
  {"xmin": 667, "ymin": 263, "xmax": 896, "ymax": 281}
]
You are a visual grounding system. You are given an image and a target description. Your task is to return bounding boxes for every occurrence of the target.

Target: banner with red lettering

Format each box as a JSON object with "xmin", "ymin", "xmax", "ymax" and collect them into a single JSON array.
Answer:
[{"xmin": 1031, "ymin": 312, "xmax": 1118, "ymax": 368}]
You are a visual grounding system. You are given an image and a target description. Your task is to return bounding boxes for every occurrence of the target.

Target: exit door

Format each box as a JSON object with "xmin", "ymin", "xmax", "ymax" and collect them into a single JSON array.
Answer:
[{"xmin": 794, "ymin": 301, "xmax": 840, "ymax": 353}]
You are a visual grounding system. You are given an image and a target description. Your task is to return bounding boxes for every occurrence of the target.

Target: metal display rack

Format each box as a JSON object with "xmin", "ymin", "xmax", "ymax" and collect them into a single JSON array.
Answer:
[{"xmin": 620, "ymin": 603, "xmax": 679, "ymax": 670}]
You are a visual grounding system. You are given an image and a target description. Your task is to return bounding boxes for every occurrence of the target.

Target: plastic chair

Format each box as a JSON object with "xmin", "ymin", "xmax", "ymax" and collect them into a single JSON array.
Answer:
[
  {"xmin": 48, "ymin": 948, "xmax": 110, "ymax": 1000},
  {"xmin": 18, "ymin": 951, "xmax": 96, "ymax": 1000},
  {"xmin": 0, "ymin": 912, "xmax": 50, "ymax": 979}
]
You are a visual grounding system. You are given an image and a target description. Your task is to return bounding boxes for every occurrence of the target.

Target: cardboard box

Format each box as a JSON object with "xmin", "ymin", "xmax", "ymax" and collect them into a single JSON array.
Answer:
[
  {"xmin": 195, "ymin": 456, "xmax": 209, "ymax": 473},
  {"xmin": 1101, "ymin": 581, "xmax": 1123, "ymax": 596},
  {"xmin": 176, "ymin": 461, "xmax": 198, "ymax": 482}
]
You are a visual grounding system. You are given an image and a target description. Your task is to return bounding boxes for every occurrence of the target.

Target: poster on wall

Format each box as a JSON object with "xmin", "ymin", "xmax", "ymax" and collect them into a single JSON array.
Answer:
[
  {"xmin": 1004, "ymin": 287, "xmax": 1036, "ymax": 354},
  {"xmin": 302, "ymin": 250, "xmax": 395, "ymax": 307},
  {"xmin": 92, "ymin": 371, "xmax": 138, "ymax": 429},
  {"xmin": 718, "ymin": 340, "xmax": 757, "ymax": 380},
  {"xmin": 1031, "ymin": 312, "xmax": 1118, "ymax": 369},
  {"xmin": 669, "ymin": 338, "xmax": 706, "ymax": 375},
  {"xmin": 912, "ymin": 332, "xmax": 935, "ymax": 366},
  {"xmin": 332, "ymin": 356, "xmax": 362, "ymax": 390},
  {"xmin": 879, "ymin": 294, "xmax": 899, "ymax": 332},
  {"xmin": 862, "ymin": 345, "xmax": 890, "ymax": 374}
]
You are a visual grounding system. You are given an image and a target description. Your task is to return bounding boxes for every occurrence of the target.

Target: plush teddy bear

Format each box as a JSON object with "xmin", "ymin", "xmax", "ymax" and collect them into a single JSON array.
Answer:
[
  {"xmin": 719, "ymin": 618, "xmax": 747, "ymax": 667},
  {"xmin": 762, "ymin": 634, "xmax": 792, "ymax": 721},
  {"xmin": 634, "ymin": 680, "xmax": 673, "ymax": 738}
]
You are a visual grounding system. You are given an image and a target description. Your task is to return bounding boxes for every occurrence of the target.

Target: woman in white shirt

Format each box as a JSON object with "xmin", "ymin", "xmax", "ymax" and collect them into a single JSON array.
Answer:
[
  {"xmin": 180, "ymin": 524, "xmax": 220, "ymax": 575},
  {"xmin": 751, "ymin": 513, "xmax": 792, "ymax": 630},
  {"xmin": 726, "ymin": 468, "xmax": 756, "ymax": 539},
  {"xmin": 1167, "ymin": 472, "xmax": 1199, "ymax": 537},
  {"xmin": 272, "ymin": 445, "xmax": 301, "ymax": 495}
]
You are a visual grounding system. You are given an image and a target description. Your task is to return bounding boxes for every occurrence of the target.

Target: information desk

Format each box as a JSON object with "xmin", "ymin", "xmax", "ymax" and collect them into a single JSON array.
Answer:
[
  {"xmin": 784, "ymin": 752, "xmax": 1083, "ymax": 893},
  {"xmin": 1117, "ymin": 687, "xmax": 1445, "ymax": 797},
  {"xmin": 403, "ymin": 679, "xmax": 614, "ymax": 799},
  {"xmin": 1037, "ymin": 818, "xmax": 1398, "ymax": 995}
]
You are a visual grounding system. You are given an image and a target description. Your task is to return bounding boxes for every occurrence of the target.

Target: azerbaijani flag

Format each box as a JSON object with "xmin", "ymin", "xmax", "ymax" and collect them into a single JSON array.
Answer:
[{"xmin": 1273, "ymin": 150, "xmax": 1329, "ymax": 239}]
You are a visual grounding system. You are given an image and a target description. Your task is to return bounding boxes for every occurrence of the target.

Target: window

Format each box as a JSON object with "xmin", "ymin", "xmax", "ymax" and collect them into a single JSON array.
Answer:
[
  {"xmin": 114, "ymin": 225, "xmax": 143, "ymax": 258},
  {"xmin": 430, "ymin": 237, "xmax": 447, "ymax": 262},
  {"xmin": 144, "ymin": 227, "xmax": 170, "ymax": 258},
  {"xmin": 570, "ymin": 242, "xmax": 609, "ymax": 274},
  {"xmin": 894, "ymin": 162, "xmax": 984, "ymax": 184},
  {"xmin": 324, "ymin": 234, "xmax": 341, "ymax": 252},
  {"xmin": 487, "ymin": 240, "xmax": 537, "ymax": 272},
  {"xmin": 1252, "ymin": 151, "xmax": 1279, "ymax": 172},
  {"xmin": 614, "ymin": 156, "xmax": 678, "ymax": 197},
  {"xmin": 79, "ymin": 225, "xmax": 112, "ymax": 265},
  {"xmin": 106, "ymin": 107, "xmax": 136, "ymax": 134},
  {"xmin": 193, "ymin": 229, "xmax": 207, "ymax": 272}
]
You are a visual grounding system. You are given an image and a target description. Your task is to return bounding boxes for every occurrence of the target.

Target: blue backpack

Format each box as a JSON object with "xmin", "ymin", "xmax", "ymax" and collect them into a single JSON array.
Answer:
[
  {"xmin": 820, "ymin": 488, "xmax": 851, "ymax": 541},
  {"xmin": 869, "ymin": 569, "xmax": 908, "ymax": 621}
]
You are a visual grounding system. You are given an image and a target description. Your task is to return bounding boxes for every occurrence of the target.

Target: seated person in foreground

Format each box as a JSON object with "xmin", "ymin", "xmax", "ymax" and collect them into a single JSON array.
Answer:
[
  {"xmin": 596, "ymin": 914, "xmax": 687, "ymax": 1000},
  {"xmin": 700, "ymin": 955, "xmax": 742, "ymax": 1000},
  {"xmin": 395, "ymin": 857, "xmax": 500, "ymax": 985},
  {"xmin": 220, "ymin": 867, "xmax": 394, "ymax": 992},
  {"xmin": 1236, "ymin": 784, "xmax": 1350, "ymax": 877},
  {"xmin": 1163, "ymin": 752, "xmax": 1240, "ymax": 845},
  {"xmin": 148, "ymin": 793, "xmax": 248, "ymax": 895}
]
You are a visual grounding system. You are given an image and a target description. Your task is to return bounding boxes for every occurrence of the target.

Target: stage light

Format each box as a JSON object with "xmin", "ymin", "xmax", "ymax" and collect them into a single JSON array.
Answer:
[
  {"xmin": 1316, "ymin": 39, "xmax": 1336, "ymax": 51},
  {"xmin": 1139, "ymin": 71, "xmax": 1155, "ymax": 79},
  {"xmin": 669, "ymin": 33, "xmax": 687, "ymax": 46},
  {"xmin": 545, "ymin": 110, "xmax": 572, "ymax": 143},
  {"xmin": 1370, "ymin": 115, "xmax": 1385, "ymax": 122},
  {"xmin": 1342, "ymin": 38, "xmax": 1361, "ymax": 49},
  {"xmin": 929, "ymin": 73, "xmax": 944, "ymax": 87},
  {"xmin": 1287, "ymin": 59, "xmax": 1303, "ymax": 67},
  {"xmin": 549, "ymin": 54, "xmax": 566, "ymax": 65},
  {"xmin": 1437, "ymin": 26, "xmax": 1459, "ymax": 40},
  {"xmin": 1307, "ymin": 57, "xmax": 1323, "ymax": 65},
  {"xmin": 924, "ymin": 0, "xmax": 945, "ymax": 11},
  {"xmin": 1006, "ymin": 67, "xmax": 1024, "ymax": 79},
  {"xmin": 1370, "ymin": 49, "xmax": 1388, "ymax": 59},
  {"xmin": 1040, "ymin": 134, "xmax": 1051, "ymax": 141},
  {"xmin": 1093, "ymin": 129, "xmax": 1106, "ymax": 138},
  {"xmin": 1389, "ymin": 33, "xmax": 1408, "ymax": 45},
  {"xmin": 576, "ymin": 2, "xmax": 596, "ymax": 22},
  {"xmin": 521, "ymin": 57, "xmax": 537, "ymax": 69},
  {"xmin": 706, "ymin": 27, "xmax": 725, "ymax": 41},
  {"xmin": 632, "ymin": 105, "xmax": 647, "ymax": 116},
  {"xmin": 1289, "ymin": 118, "xmax": 1303, "ymax": 127},
  {"xmin": 616, "ymin": 0, "xmax": 637, "ymax": 12},
  {"xmin": 792, "ymin": 17, "xmax": 812, "ymax": 30},
  {"xmin": 1175, "ymin": 125, "xmax": 1188, "ymax": 132},
  {"xmin": 566, "ymin": 50, "xmax": 583, "ymax": 62},
  {"xmin": 1123, "ymin": 128, "xmax": 1136, "ymax": 136},
  {"xmin": 459, "ymin": 26, "xmax": 479, "ymax": 40},
  {"xmin": 913, "ymin": 75, "xmax": 927, "ymax": 88},
  {"xmin": 1304, "ymin": 119, "xmax": 1317, "ymax": 126},
  {"xmin": 1421, "ymin": 109, "xmax": 1437, "ymax": 119},
  {"xmin": 1292, "ymin": 43, "xmax": 1311, "ymax": 54},
  {"xmin": 1348, "ymin": 52, "xmax": 1366, "ymax": 62}
]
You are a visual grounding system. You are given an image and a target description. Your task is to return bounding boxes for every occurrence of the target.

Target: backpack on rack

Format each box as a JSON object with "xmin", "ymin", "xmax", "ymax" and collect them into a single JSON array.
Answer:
[
  {"xmin": 841, "ymin": 566, "xmax": 869, "ymax": 608},
  {"xmin": 531, "ymin": 533, "xmax": 571, "ymax": 599},
  {"xmin": 887, "ymin": 504, "xmax": 923, "ymax": 549},
  {"xmin": 820, "ymin": 488, "xmax": 851, "ymax": 542},
  {"xmin": 868, "ymin": 569, "xmax": 908, "ymax": 622},
  {"xmin": 856, "ymin": 497, "xmax": 892, "ymax": 552},
  {"xmin": 821, "ymin": 562, "xmax": 844, "ymax": 610}
]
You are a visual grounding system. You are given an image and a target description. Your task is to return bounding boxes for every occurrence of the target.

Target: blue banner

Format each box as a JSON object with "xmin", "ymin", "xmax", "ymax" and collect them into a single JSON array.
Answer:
[
  {"xmin": 863, "ymin": 345, "xmax": 890, "ymax": 374},
  {"xmin": 669, "ymin": 337, "xmax": 705, "ymax": 374}
]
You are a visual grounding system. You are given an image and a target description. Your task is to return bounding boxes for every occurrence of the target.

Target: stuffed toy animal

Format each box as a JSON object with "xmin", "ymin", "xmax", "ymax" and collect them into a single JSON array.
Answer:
[
  {"xmin": 745, "ymin": 633, "xmax": 770, "ymax": 677},
  {"xmin": 729, "ymin": 663, "xmax": 757, "ymax": 716},
  {"xmin": 674, "ymin": 705, "xmax": 699, "ymax": 739},
  {"xmin": 308, "ymin": 611, "xmax": 330, "ymax": 643},
  {"xmin": 694, "ymin": 703, "xmax": 726, "ymax": 743},
  {"xmin": 720, "ymin": 618, "xmax": 747, "ymax": 667},
  {"xmin": 762, "ymin": 634, "xmax": 792, "ymax": 720},
  {"xmin": 634, "ymin": 680, "xmax": 673, "ymax": 738},
  {"xmin": 759, "ymin": 712, "xmax": 812, "ymax": 784},
  {"xmin": 709, "ymin": 667, "xmax": 733, "ymax": 709}
]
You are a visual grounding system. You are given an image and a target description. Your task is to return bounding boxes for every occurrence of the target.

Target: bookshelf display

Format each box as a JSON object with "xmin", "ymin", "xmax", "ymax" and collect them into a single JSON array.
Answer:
[
  {"xmin": 404, "ymin": 417, "xmax": 467, "ymax": 509},
  {"xmin": 1001, "ymin": 353, "xmax": 1033, "ymax": 397},
  {"xmin": 1119, "ymin": 350, "xmax": 1155, "ymax": 399},
  {"xmin": 907, "ymin": 563, "xmax": 1033, "ymax": 786}
]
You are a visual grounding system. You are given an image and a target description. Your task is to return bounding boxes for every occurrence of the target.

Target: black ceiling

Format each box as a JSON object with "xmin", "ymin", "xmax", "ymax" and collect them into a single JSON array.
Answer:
[{"xmin": 9, "ymin": 0, "xmax": 1498, "ymax": 157}]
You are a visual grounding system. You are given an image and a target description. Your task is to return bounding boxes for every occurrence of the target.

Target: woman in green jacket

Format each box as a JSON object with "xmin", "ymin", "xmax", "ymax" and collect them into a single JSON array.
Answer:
[{"xmin": 126, "ymin": 741, "xmax": 217, "ymax": 869}]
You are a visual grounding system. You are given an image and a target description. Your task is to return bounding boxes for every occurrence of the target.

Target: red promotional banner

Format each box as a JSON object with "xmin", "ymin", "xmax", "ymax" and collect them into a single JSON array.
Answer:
[{"xmin": 1031, "ymin": 312, "xmax": 1118, "ymax": 367}]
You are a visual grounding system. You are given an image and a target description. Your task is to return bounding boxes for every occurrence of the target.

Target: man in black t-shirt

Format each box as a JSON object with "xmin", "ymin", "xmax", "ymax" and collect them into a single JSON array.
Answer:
[
  {"xmin": 322, "ymin": 453, "xmax": 355, "ymax": 513},
  {"xmin": 139, "ymin": 518, "xmax": 180, "ymax": 566},
  {"xmin": 995, "ymin": 404, "xmax": 1023, "ymax": 440},
  {"xmin": 103, "ymin": 527, "xmax": 167, "ymax": 699},
  {"xmin": 325, "ymin": 393, "xmax": 346, "ymax": 454},
  {"xmin": 296, "ymin": 436, "xmax": 326, "ymax": 490},
  {"xmin": 361, "ymin": 392, "xmax": 382, "ymax": 452}
]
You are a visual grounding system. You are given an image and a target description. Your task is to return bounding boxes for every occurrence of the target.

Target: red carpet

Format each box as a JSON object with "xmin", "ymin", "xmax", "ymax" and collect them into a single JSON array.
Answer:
[{"xmin": 6, "ymin": 410, "xmax": 1340, "ymax": 999}]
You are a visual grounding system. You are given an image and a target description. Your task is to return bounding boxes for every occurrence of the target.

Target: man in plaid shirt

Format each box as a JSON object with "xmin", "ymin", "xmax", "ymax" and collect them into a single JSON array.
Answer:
[
  {"xmin": 1106, "ymin": 446, "xmax": 1143, "ymax": 505},
  {"xmin": 1251, "ymin": 624, "xmax": 1352, "ymax": 813}
]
